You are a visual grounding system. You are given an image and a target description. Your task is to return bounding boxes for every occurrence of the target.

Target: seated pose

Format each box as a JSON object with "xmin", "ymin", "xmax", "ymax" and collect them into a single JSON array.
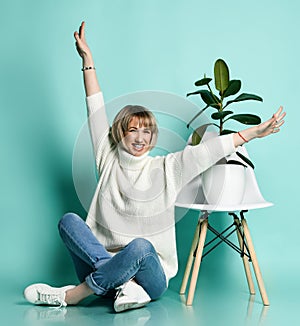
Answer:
[{"xmin": 24, "ymin": 22, "xmax": 286, "ymax": 313}]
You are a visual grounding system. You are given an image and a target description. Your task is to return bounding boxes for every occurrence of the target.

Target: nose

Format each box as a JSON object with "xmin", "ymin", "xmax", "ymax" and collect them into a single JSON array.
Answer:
[{"xmin": 134, "ymin": 130, "xmax": 143, "ymax": 143}]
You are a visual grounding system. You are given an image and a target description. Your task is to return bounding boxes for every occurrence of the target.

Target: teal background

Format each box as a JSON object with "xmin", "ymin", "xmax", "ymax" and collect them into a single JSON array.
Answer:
[{"xmin": 0, "ymin": 0, "xmax": 298, "ymax": 325}]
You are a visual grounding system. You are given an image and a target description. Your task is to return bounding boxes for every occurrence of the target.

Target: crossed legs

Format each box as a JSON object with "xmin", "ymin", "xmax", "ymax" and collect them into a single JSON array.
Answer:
[{"xmin": 58, "ymin": 213, "xmax": 167, "ymax": 304}]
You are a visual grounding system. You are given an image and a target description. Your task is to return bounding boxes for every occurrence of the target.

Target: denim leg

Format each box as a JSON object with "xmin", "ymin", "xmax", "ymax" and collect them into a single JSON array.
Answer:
[
  {"xmin": 58, "ymin": 214, "xmax": 167, "ymax": 299},
  {"xmin": 86, "ymin": 238, "xmax": 167, "ymax": 299},
  {"xmin": 58, "ymin": 213, "xmax": 112, "ymax": 282}
]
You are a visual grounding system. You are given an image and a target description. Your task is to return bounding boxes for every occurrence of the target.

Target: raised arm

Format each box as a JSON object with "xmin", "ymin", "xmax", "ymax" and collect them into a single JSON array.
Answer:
[
  {"xmin": 74, "ymin": 22, "xmax": 111, "ymax": 171},
  {"xmin": 74, "ymin": 21, "xmax": 101, "ymax": 96}
]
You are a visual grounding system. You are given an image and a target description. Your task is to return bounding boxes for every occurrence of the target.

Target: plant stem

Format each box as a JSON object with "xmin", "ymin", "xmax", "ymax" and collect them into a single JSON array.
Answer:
[
  {"xmin": 219, "ymin": 96, "xmax": 224, "ymax": 134},
  {"xmin": 207, "ymin": 84, "xmax": 220, "ymax": 105}
]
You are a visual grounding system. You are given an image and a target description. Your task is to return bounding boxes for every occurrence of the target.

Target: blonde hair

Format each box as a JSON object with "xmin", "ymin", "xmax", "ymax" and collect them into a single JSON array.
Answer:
[{"xmin": 111, "ymin": 105, "xmax": 158, "ymax": 148}]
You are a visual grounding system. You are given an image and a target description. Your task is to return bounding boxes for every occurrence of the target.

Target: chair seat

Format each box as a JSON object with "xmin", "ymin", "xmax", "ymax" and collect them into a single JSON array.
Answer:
[
  {"xmin": 175, "ymin": 170, "xmax": 273, "ymax": 212},
  {"xmin": 176, "ymin": 132, "xmax": 272, "ymax": 212}
]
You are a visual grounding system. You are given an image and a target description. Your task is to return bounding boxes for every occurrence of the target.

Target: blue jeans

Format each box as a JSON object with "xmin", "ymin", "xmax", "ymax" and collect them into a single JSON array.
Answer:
[{"xmin": 58, "ymin": 213, "xmax": 167, "ymax": 299}]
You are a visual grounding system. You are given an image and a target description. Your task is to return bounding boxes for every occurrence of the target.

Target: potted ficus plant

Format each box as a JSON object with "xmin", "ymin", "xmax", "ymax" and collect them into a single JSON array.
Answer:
[{"xmin": 186, "ymin": 59, "xmax": 263, "ymax": 205}]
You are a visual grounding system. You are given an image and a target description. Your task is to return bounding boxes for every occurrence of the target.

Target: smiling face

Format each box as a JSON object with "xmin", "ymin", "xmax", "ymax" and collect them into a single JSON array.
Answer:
[
  {"xmin": 122, "ymin": 117, "xmax": 152, "ymax": 156},
  {"xmin": 111, "ymin": 105, "xmax": 158, "ymax": 156}
]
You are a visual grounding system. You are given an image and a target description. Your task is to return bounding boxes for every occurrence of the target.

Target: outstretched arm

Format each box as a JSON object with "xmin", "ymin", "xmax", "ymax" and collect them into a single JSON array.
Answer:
[
  {"xmin": 74, "ymin": 21, "xmax": 101, "ymax": 96},
  {"xmin": 233, "ymin": 106, "xmax": 286, "ymax": 147}
]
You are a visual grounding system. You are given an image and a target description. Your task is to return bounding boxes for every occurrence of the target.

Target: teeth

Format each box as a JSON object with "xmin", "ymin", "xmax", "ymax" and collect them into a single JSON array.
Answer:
[{"xmin": 133, "ymin": 144, "xmax": 144, "ymax": 149}]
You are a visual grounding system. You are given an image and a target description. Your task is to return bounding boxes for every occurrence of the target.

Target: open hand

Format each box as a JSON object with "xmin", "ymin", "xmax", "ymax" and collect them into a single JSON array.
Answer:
[
  {"xmin": 74, "ymin": 21, "xmax": 92, "ymax": 59},
  {"xmin": 256, "ymin": 106, "xmax": 286, "ymax": 138}
]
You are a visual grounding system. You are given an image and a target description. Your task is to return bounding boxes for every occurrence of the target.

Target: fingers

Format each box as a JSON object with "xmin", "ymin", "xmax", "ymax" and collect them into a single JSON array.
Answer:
[
  {"xmin": 74, "ymin": 31, "xmax": 79, "ymax": 41},
  {"xmin": 279, "ymin": 111, "xmax": 286, "ymax": 122},
  {"xmin": 270, "ymin": 106, "xmax": 286, "ymax": 136},
  {"xmin": 272, "ymin": 116, "xmax": 285, "ymax": 134},
  {"xmin": 272, "ymin": 128, "xmax": 280, "ymax": 134},
  {"xmin": 264, "ymin": 106, "xmax": 286, "ymax": 129},
  {"xmin": 79, "ymin": 21, "xmax": 85, "ymax": 39},
  {"xmin": 276, "ymin": 120, "xmax": 285, "ymax": 128},
  {"xmin": 74, "ymin": 21, "xmax": 85, "ymax": 41},
  {"xmin": 273, "ymin": 106, "xmax": 286, "ymax": 122},
  {"xmin": 275, "ymin": 106, "xmax": 283, "ymax": 117}
]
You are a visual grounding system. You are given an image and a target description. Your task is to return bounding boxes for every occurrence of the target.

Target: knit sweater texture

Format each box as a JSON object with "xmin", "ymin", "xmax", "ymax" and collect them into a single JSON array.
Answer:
[{"xmin": 85, "ymin": 92, "xmax": 236, "ymax": 282}]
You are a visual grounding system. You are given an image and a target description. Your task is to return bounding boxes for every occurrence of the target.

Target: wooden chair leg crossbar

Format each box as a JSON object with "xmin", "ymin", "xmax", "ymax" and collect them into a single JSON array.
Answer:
[{"xmin": 179, "ymin": 210, "xmax": 269, "ymax": 306}]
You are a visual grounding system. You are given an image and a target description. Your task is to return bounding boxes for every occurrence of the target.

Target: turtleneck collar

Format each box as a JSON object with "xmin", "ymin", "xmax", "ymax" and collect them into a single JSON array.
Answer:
[{"xmin": 117, "ymin": 147, "xmax": 150, "ymax": 170}]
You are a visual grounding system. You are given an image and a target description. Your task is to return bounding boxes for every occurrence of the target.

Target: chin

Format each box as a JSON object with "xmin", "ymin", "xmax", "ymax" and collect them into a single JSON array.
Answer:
[
  {"xmin": 132, "ymin": 151, "xmax": 146, "ymax": 157},
  {"xmin": 132, "ymin": 149, "xmax": 149, "ymax": 157}
]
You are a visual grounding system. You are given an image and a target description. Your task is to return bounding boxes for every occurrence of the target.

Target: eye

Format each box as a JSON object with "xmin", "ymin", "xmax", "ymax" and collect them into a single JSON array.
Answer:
[{"xmin": 144, "ymin": 130, "xmax": 151, "ymax": 134}]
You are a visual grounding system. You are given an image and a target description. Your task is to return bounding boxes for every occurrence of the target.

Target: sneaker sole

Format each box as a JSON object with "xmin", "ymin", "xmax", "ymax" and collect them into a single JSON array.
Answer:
[{"xmin": 114, "ymin": 300, "xmax": 150, "ymax": 313}]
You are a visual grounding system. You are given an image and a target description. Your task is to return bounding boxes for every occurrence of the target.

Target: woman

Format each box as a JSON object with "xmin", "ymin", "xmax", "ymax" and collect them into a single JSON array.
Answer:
[{"xmin": 24, "ymin": 22, "xmax": 286, "ymax": 313}]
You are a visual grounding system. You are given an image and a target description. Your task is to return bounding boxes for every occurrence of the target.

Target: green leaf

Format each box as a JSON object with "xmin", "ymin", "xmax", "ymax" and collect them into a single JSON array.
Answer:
[
  {"xmin": 211, "ymin": 110, "xmax": 233, "ymax": 120},
  {"xmin": 220, "ymin": 129, "xmax": 236, "ymax": 135},
  {"xmin": 192, "ymin": 131, "xmax": 201, "ymax": 145},
  {"xmin": 223, "ymin": 80, "xmax": 241, "ymax": 98},
  {"xmin": 227, "ymin": 160, "xmax": 247, "ymax": 168},
  {"xmin": 226, "ymin": 114, "xmax": 261, "ymax": 125},
  {"xmin": 214, "ymin": 59, "xmax": 229, "ymax": 94},
  {"xmin": 186, "ymin": 105, "xmax": 209, "ymax": 128},
  {"xmin": 199, "ymin": 90, "xmax": 215, "ymax": 105},
  {"xmin": 191, "ymin": 124, "xmax": 214, "ymax": 145},
  {"xmin": 187, "ymin": 90, "xmax": 202, "ymax": 97},
  {"xmin": 236, "ymin": 152, "xmax": 255, "ymax": 169},
  {"xmin": 186, "ymin": 90, "xmax": 219, "ymax": 107},
  {"xmin": 198, "ymin": 90, "xmax": 220, "ymax": 106},
  {"xmin": 226, "ymin": 93, "xmax": 263, "ymax": 105},
  {"xmin": 195, "ymin": 77, "xmax": 212, "ymax": 86}
]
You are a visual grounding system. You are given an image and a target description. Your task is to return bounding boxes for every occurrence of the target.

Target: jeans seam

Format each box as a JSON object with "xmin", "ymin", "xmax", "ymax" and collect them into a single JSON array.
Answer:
[
  {"xmin": 114, "ymin": 251, "xmax": 165, "ymax": 287},
  {"xmin": 86, "ymin": 251, "xmax": 143, "ymax": 293},
  {"xmin": 59, "ymin": 223, "xmax": 98, "ymax": 269},
  {"xmin": 90, "ymin": 251, "xmax": 163, "ymax": 293},
  {"xmin": 139, "ymin": 252, "xmax": 167, "ymax": 285}
]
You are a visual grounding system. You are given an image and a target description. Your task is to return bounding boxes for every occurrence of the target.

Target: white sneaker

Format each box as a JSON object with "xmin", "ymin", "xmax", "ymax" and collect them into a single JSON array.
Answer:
[
  {"xmin": 24, "ymin": 283, "xmax": 76, "ymax": 307},
  {"xmin": 114, "ymin": 280, "xmax": 151, "ymax": 313}
]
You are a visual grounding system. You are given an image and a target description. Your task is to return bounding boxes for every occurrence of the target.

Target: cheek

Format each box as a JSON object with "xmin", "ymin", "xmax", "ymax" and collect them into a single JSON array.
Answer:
[
  {"xmin": 145, "ymin": 133, "xmax": 152, "ymax": 143},
  {"xmin": 123, "ymin": 133, "xmax": 133, "ymax": 142},
  {"xmin": 121, "ymin": 135, "xmax": 131, "ymax": 148}
]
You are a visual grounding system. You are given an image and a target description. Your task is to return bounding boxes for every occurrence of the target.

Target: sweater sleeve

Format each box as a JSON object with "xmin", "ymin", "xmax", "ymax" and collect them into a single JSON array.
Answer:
[
  {"xmin": 86, "ymin": 92, "xmax": 113, "ymax": 172},
  {"xmin": 164, "ymin": 134, "xmax": 236, "ymax": 192}
]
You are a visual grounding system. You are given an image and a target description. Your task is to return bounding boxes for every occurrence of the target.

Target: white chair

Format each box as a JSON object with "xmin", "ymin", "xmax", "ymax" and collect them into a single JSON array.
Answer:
[{"xmin": 176, "ymin": 135, "xmax": 271, "ymax": 306}]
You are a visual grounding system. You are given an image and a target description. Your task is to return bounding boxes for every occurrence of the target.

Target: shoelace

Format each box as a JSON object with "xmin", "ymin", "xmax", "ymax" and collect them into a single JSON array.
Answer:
[
  {"xmin": 38, "ymin": 291, "xmax": 67, "ymax": 308},
  {"xmin": 114, "ymin": 284, "xmax": 125, "ymax": 299}
]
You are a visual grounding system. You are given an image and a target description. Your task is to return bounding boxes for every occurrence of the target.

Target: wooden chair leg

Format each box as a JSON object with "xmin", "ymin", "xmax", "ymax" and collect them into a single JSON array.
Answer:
[
  {"xmin": 186, "ymin": 219, "xmax": 208, "ymax": 305},
  {"xmin": 241, "ymin": 218, "xmax": 270, "ymax": 306},
  {"xmin": 234, "ymin": 218, "xmax": 256, "ymax": 295},
  {"xmin": 180, "ymin": 220, "xmax": 201, "ymax": 294}
]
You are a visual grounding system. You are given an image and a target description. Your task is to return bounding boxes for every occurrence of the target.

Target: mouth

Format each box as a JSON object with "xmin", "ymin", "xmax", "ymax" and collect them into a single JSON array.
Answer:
[{"xmin": 132, "ymin": 143, "xmax": 146, "ymax": 151}]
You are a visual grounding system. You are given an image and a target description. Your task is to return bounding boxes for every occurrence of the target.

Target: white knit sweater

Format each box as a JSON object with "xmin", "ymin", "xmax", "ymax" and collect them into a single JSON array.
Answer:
[{"xmin": 85, "ymin": 92, "xmax": 236, "ymax": 282}]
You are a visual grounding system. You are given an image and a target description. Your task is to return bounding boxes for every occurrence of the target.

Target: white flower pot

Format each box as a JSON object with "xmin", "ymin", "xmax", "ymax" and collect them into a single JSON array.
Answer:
[{"xmin": 202, "ymin": 164, "xmax": 246, "ymax": 206}]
